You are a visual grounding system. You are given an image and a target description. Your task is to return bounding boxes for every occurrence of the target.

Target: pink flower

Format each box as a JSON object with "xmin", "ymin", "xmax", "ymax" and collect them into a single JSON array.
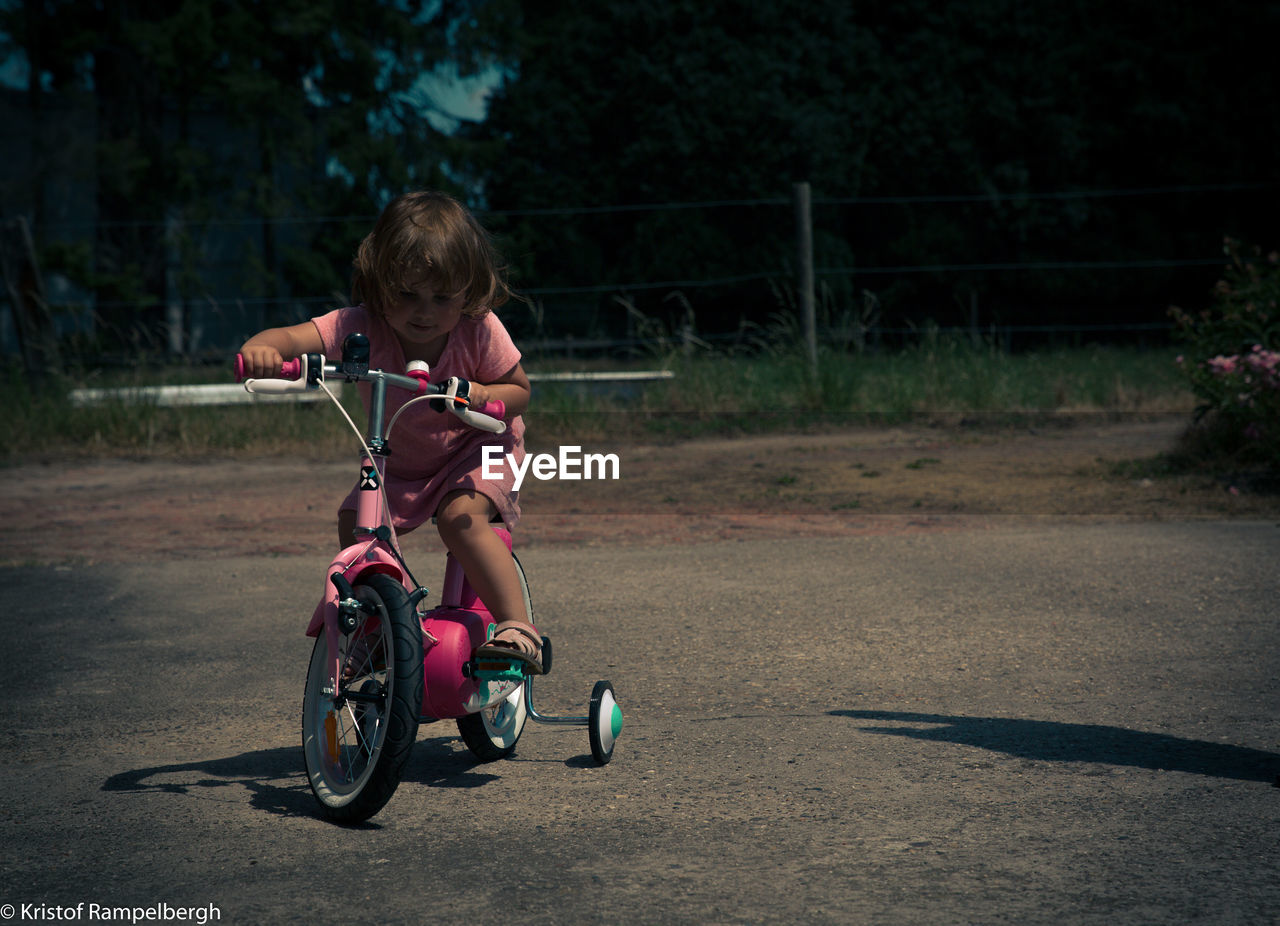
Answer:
[
  {"xmin": 1246, "ymin": 349, "xmax": 1278, "ymax": 369},
  {"xmin": 1244, "ymin": 350, "xmax": 1280, "ymax": 389},
  {"xmin": 1207, "ymin": 355, "xmax": 1239, "ymax": 376}
]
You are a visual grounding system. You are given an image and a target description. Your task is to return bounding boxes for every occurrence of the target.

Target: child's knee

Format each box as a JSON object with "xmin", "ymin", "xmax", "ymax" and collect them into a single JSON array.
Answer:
[
  {"xmin": 434, "ymin": 509, "xmax": 463, "ymax": 541},
  {"xmin": 435, "ymin": 491, "xmax": 493, "ymax": 540}
]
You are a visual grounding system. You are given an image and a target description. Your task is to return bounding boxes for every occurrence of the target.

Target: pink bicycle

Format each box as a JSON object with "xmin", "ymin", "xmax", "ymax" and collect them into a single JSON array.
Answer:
[{"xmin": 236, "ymin": 332, "xmax": 622, "ymax": 823}]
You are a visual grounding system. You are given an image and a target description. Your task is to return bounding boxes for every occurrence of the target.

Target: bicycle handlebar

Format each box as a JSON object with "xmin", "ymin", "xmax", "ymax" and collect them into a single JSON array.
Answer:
[{"xmin": 233, "ymin": 350, "xmax": 507, "ymax": 435}]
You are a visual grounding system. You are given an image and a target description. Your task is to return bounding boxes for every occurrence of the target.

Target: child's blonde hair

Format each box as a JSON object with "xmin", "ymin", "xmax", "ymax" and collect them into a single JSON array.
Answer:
[{"xmin": 351, "ymin": 191, "xmax": 513, "ymax": 318}]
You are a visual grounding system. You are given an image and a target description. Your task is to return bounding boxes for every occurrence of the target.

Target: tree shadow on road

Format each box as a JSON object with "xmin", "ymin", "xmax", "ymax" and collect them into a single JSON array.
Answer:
[
  {"xmin": 831, "ymin": 710, "xmax": 1280, "ymax": 784},
  {"xmin": 102, "ymin": 736, "xmax": 503, "ymax": 822}
]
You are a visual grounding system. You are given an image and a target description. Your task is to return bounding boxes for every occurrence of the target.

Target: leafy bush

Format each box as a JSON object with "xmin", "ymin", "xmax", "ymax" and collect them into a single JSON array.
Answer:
[{"xmin": 1170, "ymin": 238, "xmax": 1280, "ymax": 468}]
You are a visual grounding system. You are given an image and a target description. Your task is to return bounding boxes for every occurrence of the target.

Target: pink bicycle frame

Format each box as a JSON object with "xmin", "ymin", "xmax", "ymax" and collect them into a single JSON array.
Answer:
[
  {"xmin": 304, "ymin": 449, "xmax": 524, "ymax": 720},
  {"xmin": 302, "ymin": 454, "xmax": 405, "ymax": 718}
]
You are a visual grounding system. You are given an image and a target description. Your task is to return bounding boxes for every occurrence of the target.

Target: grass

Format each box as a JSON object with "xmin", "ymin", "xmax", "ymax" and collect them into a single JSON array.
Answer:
[
  {"xmin": 527, "ymin": 340, "xmax": 1193, "ymax": 444},
  {"xmin": 4, "ymin": 339, "xmax": 1196, "ymax": 463},
  {"xmin": 1109, "ymin": 414, "xmax": 1280, "ymax": 493},
  {"xmin": 6, "ymin": 366, "xmax": 366, "ymax": 461}
]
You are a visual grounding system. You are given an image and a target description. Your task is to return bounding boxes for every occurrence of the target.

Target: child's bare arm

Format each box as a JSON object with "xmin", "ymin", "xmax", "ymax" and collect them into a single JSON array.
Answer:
[
  {"xmin": 468, "ymin": 362, "xmax": 532, "ymax": 418},
  {"xmin": 239, "ymin": 322, "xmax": 325, "ymax": 378}
]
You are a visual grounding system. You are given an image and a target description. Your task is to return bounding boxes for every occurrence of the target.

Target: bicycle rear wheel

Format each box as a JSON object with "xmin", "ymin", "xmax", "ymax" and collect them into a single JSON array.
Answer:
[
  {"xmin": 302, "ymin": 573, "xmax": 423, "ymax": 822},
  {"xmin": 457, "ymin": 552, "xmax": 533, "ymax": 761}
]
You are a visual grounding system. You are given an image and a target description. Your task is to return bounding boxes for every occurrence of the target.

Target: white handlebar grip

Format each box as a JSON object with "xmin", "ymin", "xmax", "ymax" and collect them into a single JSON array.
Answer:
[
  {"xmin": 244, "ymin": 377, "xmax": 311, "ymax": 395},
  {"xmin": 455, "ymin": 407, "xmax": 507, "ymax": 434}
]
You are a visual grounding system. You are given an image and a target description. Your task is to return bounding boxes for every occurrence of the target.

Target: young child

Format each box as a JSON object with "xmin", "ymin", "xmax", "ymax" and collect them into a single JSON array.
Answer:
[{"xmin": 239, "ymin": 191, "xmax": 541, "ymax": 673}]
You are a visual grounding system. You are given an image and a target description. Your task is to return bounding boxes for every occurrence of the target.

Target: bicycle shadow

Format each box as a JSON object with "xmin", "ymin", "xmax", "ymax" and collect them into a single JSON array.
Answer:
[
  {"xmin": 830, "ymin": 710, "xmax": 1280, "ymax": 784},
  {"xmin": 102, "ymin": 738, "xmax": 504, "ymax": 822},
  {"xmin": 102, "ymin": 746, "xmax": 316, "ymax": 819},
  {"xmin": 399, "ymin": 734, "xmax": 502, "ymax": 788}
]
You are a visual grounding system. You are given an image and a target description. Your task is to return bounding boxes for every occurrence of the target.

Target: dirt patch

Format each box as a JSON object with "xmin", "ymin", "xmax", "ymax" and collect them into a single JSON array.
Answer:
[{"xmin": 5, "ymin": 418, "xmax": 1276, "ymax": 567}]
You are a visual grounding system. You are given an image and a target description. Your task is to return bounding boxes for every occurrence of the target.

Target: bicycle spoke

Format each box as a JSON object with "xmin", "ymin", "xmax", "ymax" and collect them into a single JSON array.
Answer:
[
  {"xmin": 340, "ymin": 620, "xmax": 386, "ymax": 684},
  {"xmin": 344, "ymin": 699, "xmax": 376, "ymax": 758},
  {"xmin": 329, "ymin": 672, "xmax": 388, "ymax": 783}
]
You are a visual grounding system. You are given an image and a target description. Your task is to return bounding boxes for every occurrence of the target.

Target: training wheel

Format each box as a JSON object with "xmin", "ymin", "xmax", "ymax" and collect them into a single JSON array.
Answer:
[{"xmin": 588, "ymin": 680, "xmax": 622, "ymax": 765}]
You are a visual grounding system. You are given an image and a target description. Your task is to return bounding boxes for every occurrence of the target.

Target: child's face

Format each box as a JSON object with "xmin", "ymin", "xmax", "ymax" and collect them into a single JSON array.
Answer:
[{"xmin": 385, "ymin": 279, "xmax": 467, "ymax": 348}]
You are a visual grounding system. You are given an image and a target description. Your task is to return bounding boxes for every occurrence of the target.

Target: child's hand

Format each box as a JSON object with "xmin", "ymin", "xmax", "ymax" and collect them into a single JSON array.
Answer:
[
  {"xmin": 466, "ymin": 381, "xmax": 492, "ymax": 408},
  {"xmin": 238, "ymin": 323, "xmax": 320, "ymax": 379},
  {"xmin": 239, "ymin": 344, "xmax": 286, "ymax": 379}
]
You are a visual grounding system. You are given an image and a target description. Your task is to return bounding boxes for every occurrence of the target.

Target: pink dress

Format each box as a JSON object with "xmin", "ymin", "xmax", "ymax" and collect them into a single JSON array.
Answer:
[{"xmin": 310, "ymin": 305, "xmax": 526, "ymax": 531}]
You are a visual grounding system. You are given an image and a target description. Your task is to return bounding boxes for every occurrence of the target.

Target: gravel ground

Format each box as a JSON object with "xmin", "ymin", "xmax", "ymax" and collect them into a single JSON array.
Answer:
[{"xmin": 2, "ymin": 422, "xmax": 1277, "ymax": 924}]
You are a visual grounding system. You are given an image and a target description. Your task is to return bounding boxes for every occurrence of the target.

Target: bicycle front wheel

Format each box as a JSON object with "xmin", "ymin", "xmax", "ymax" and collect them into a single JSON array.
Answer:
[{"xmin": 302, "ymin": 573, "xmax": 423, "ymax": 823}]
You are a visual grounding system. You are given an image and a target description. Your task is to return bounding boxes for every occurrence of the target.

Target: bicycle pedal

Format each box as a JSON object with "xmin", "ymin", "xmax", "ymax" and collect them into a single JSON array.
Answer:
[{"xmin": 470, "ymin": 659, "xmax": 528, "ymax": 682}]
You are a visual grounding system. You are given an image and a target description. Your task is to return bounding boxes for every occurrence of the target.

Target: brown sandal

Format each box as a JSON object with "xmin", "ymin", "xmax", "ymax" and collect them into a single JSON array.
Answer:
[{"xmin": 475, "ymin": 621, "xmax": 544, "ymax": 675}]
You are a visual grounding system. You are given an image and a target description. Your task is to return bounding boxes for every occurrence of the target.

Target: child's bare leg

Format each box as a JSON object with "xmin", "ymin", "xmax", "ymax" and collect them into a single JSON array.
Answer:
[
  {"xmin": 338, "ymin": 509, "xmax": 357, "ymax": 548},
  {"xmin": 435, "ymin": 490, "xmax": 529, "ymax": 627}
]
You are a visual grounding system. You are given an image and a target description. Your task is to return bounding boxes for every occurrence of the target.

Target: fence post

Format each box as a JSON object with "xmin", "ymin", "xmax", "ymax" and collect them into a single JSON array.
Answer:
[
  {"xmin": 969, "ymin": 289, "xmax": 981, "ymax": 350},
  {"xmin": 165, "ymin": 211, "xmax": 185, "ymax": 355},
  {"xmin": 793, "ymin": 181, "xmax": 817, "ymax": 374}
]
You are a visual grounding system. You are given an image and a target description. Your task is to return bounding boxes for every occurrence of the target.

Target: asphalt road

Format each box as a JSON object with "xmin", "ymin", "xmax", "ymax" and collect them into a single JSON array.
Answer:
[{"xmin": 3, "ymin": 520, "xmax": 1279, "ymax": 924}]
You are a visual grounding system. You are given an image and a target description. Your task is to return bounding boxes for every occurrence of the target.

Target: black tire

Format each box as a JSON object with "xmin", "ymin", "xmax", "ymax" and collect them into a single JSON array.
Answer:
[
  {"xmin": 302, "ymin": 573, "xmax": 423, "ymax": 822},
  {"xmin": 457, "ymin": 553, "xmax": 533, "ymax": 761}
]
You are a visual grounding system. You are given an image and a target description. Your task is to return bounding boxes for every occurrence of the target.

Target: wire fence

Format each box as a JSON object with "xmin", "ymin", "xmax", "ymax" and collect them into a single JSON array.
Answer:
[
  {"xmin": 39, "ymin": 180, "xmax": 1261, "ymax": 228},
  {"xmin": 5, "ymin": 180, "xmax": 1269, "ymax": 359}
]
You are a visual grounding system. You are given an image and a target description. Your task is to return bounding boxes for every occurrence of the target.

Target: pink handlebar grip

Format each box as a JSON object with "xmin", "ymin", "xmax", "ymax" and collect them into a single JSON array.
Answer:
[
  {"xmin": 234, "ymin": 354, "xmax": 302, "ymax": 382},
  {"xmin": 476, "ymin": 399, "xmax": 505, "ymax": 420}
]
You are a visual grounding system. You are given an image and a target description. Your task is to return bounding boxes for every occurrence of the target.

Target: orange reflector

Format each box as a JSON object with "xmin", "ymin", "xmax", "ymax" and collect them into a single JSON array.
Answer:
[{"xmin": 324, "ymin": 711, "xmax": 339, "ymax": 762}]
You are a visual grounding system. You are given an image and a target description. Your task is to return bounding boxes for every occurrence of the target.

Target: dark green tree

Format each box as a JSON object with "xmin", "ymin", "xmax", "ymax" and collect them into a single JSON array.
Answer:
[
  {"xmin": 2, "ymin": 0, "xmax": 493, "ymax": 351},
  {"xmin": 467, "ymin": 0, "xmax": 889, "ymax": 332},
  {"xmin": 467, "ymin": 0, "xmax": 1280, "ymax": 338}
]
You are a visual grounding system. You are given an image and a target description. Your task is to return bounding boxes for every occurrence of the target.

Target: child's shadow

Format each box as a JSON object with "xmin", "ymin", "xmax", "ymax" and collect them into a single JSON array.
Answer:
[
  {"xmin": 831, "ymin": 710, "xmax": 1280, "ymax": 784},
  {"xmin": 102, "ymin": 738, "xmax": 501, "ymax": 822}
]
